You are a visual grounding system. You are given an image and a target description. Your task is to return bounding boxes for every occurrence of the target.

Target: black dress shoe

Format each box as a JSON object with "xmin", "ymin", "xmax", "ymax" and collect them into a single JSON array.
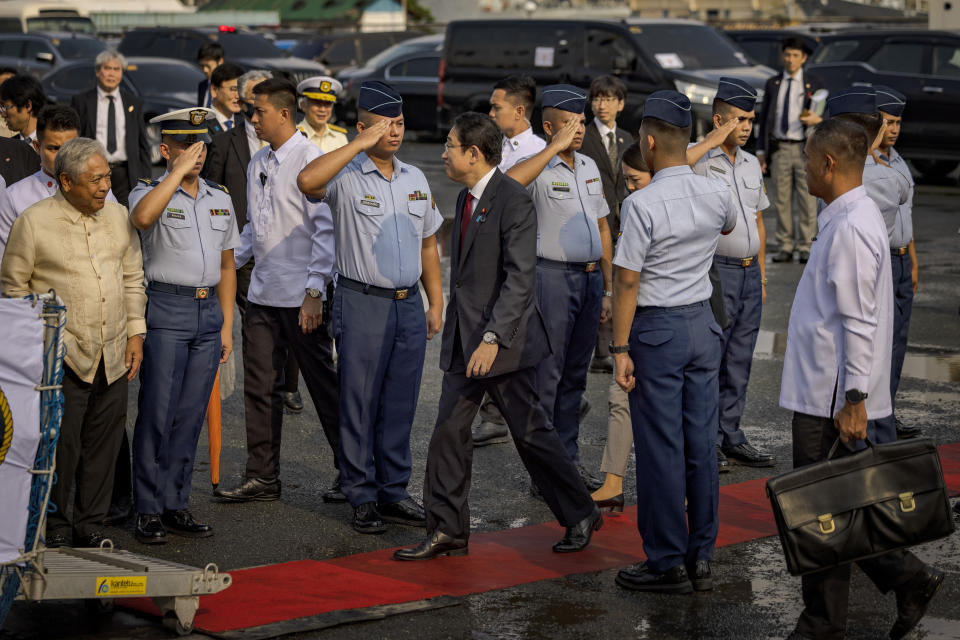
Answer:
[
  {"xmin": 798, "ymin": 251, "xmax": 810, "ymax": 264},
  {"xmin": 321, "ymin": 472, "xmax": 348, "ymax": 503},
  {"xmin": 553, "ymin": 507, "xmax": 602, "ymax": 553},
  {"xmin": 161, "ymin": 509, "xmax": 213, "ymax": 538},
  {"xmin": 283, "ymin": 390, "xmax": 304, "ymax": 414},
  {"xmin": 593, "ymin": 493, "xmax": 624, "ymax": 513},
  {"xmin": 353, "ymin": 502, "xmax": 387, "ymax": 534},
  {"xmin": 578, "ymin": 465, "xmax": 604, "ymax": 492},
  {"xmin": 103, "ymin": 499, "xmax": 133, "ymax": 526},
  {"xmin": 378, "ymin": 497, "xmax": 426, "ymax": 527},
  {"xmin": 687, "ymin": 559, "xmax": 712, "ymax": 591},
  {"xmin": 76, "ymin": 531, "xmax": 110, "ymax": 548},
  {"xmin": 615, "ymin": 562, "xmax": 693, "ymax": 594},
  {"xmin": 954, "ymin": 500, "xmax": 960, "ymax": 517},
  {"xmin": 890, "ymin": 565, "xmax": 944, "ymax": 640},
  {"xmin": 472, "ymin": 421, "xmax": 509, "ymax": 447},
  {"xmin": 214, "ymin": 477, "xmax": 281, "ymax": 502},
  {"xmin": 723, "ymin": 443, "xmax": 776, "ymax": 467},
  {"xmin": 393, "ymin": 530, "xmax": 468, "ymax": 561},
  {"xmin": 45, "ymin": 532, "xmax": 71, "ymax": 548},
  {"xmin": 717, "ymin": 447, "xmax": 730, "ymax": 473},
  {"xmin": 772, "ymin": 250, "xmax": 794, "ymax": 263},
  {"xmin": 895, "ymin": 417, "xmax": 922, "ymax": 440},
  {"xmin": 135, "ymin": 514, "xmax": 167, "ymax": 545},
  {"xmin": 589, "ymin": 355, "xmax": 614, "ymax": 374}
]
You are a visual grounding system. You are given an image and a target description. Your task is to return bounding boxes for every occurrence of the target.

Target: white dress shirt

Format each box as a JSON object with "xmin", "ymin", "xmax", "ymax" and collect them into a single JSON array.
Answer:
[
  {"xmin": 469, "ymin": 166, "xmax": 497, "ymax": 202},
  {"xmin": 499, "ymin": 126, "xmax": 546, "ymax": 171},
  {"xmin": 213, "ymin": 107, "xmax": 233, "ymax": 132},
  {"xmin": 595, "ymin": 119, "xmax": 616, "ymax": 154},
  {"xmin": 95, "ymin": 86, "xmax": 127, "ymax": 163},
  {"xmin": 235, "ymin": 130, "xmax": 335, "ymax": 307},
  {"xmin": 780, "ymin": 185, "xmax": 893, "ymax": 419},
  {"xmin": 774, "ymin": 69, "xmax": 805, "ymax": 141}
]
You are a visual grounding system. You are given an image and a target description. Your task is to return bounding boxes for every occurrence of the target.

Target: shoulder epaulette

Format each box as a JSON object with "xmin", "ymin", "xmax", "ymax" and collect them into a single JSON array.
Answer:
[
  {"xmin": 138, "ymin": 177, "xmax": 159, "ymax": 187},
  {"xmin": 204, "ymin": 179, "xmax": 229, "ymax": 195},
  {"xmin": 327, "ymin": 124, "xmax": 347, "ymax": 134}
]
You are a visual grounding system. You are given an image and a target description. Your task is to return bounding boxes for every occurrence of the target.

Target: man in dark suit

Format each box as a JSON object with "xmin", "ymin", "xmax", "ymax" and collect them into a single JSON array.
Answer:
[
  {"xmin": 394, "ymin": 112, "xmax": 601, "ymax": 561},
  {"xmin": 581, "ymin": 75, "xmax": 634, "ymax": 375},
  {"xmin": 756, "ymin": 37, "xmax": 826, "ymax": 265},
  {"xmin": 0, "ymin": 137, "xmax": 39, "ymax": 185},
  {"xmin": 196, "ymin": 43, "xmax": 225, "ymax": 109},
  {"xmin": 71, "ymin": 50, "xmax": 151, "ymax": 206}
]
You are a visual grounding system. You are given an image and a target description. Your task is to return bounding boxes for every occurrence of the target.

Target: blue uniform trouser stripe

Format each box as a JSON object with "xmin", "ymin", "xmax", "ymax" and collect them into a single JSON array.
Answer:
[
  {"xmin": 715, "ymin": 259, "xmax": 763, "ymax": 447},
  {"xmin": 534, "ymin": 265, "xmax": 603, "ymax": 463},
  {"xmin": 628, "ymin": 303, "xmax": 721, "ymax": 573},
  {"xmin": 333, "ymin": 285, "xmax": 426, "ymax": 507},
  {"xmin": 133, "ymin": 290, "xmax": 222, "ymax": 515}
]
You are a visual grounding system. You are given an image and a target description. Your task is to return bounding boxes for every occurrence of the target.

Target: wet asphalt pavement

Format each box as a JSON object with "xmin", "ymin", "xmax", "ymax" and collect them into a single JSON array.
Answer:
[{"xmin": 3, "ymin": 141, "xmax": 960, "ymax": 640}]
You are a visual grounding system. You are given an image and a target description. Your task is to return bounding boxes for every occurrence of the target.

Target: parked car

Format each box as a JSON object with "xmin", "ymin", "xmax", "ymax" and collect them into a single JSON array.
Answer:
[
  {"xmin": 289, "ymin": 31, "xmax": 425, "ymax": 75},
  {"xmin": 42, "ymin": 57, "xmax": 205, "ymax": 164},
  {"xmin": 337, "ymin": 34, "xmax": 443, "ymax": 133},
  {"xmin": 724, "ymin": 29, "xmax": 820, "ymax": 69},
  {"xmin": 439, "ymin": 18, "xmax": 774, "ymax": 138},
  {"xmin": 118, "ymin": 27, "xmax": 328, "ymax": 86},
  {"xmin": 808, "ymin": 30, "xmax": 960, "ymax": 177},
  {"xmin": 0, "ymin": 32, "xmax": 105, "ymax": 77}
]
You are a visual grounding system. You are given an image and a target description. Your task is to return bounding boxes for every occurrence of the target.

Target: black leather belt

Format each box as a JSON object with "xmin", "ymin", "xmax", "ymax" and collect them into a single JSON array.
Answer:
[
  {"xmin": 338, "ymin": 276, "xmax": 418, "ymax": 300},
  {"xmin": 148, "ymin": 281, "xmax": 214, "ymax": 299},
  {"xmin": 714, "ymin": 255, "xmax": 758, "ymax": 267},
  {"xmin": 636, "ymin": 300, "xmax": 707, "ymax": 315},
  {"xmin": 537, "ymin": 257, "xmax": 599, "ymax": 273}
]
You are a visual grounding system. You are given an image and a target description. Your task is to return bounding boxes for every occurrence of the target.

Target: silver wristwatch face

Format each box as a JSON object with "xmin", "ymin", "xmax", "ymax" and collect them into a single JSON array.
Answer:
[
  {"xmin": 306, "ymin": 288, "xmax": 321, "ymax": 298},
  {"xmin": 483, "ymin": 331, "xmax": 498, "ymax": 344}
]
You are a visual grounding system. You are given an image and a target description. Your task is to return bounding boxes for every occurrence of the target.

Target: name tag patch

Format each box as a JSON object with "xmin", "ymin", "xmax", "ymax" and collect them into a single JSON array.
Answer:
[
  {"xmin": 585, "ymin": 177, "xmax": 601, "ymax": 185},
  {"xmin": 408, "ymin": 190, "xmax": 428, "ymax": 201},
  {"xmin": 360, "ymin": 195, "xmax": 381, "ymax": 208},
  {"xmin": 710, "ymin": 166, "xmax": 727, "ymax": 175},
  {"xmin": 551, "ymin": 181, "xmax": 570, "ymax": 193},
  {"xmin": 209, "ymin": 209, "xmax": 230, "ymax": 216},
  {"xmin": 166, "ymin": 209, "xmax": 185, "ymax": 220}
]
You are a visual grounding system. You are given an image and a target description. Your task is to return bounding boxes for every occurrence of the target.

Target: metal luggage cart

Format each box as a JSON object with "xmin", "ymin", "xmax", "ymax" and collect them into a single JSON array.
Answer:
[{"xmin": 0, "ymin": 293, "xmax": 232, "ymax": 636}]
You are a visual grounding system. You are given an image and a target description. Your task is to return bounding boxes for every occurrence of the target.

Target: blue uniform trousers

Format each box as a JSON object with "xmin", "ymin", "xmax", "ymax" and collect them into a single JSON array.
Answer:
[
  {"xmin": 534, "ymin": 261, "xmax": 603, "ymax": 463},
  {"xmin": 714, "ymin": 257, "xmax": 763, "ymax": 447},
  {"xmin": 133, "ymin": 290, "xmax": 222, "ymax": 515},
  {"xmin": 332, "ymin": 284, "xmax": 426, "ymax": 507},
  {"xmin": 628, "ymin": 301, "xmax": 721, "ymax": 573},
  {"xmin": 874, "ymin": 252, "xmax": 914, "ymax": 437}
]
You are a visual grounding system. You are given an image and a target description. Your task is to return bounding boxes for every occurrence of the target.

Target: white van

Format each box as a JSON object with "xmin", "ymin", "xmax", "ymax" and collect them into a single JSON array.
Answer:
[{"xmin": 0, "ymin": 1, "xmax": 95, "ymax": 34}]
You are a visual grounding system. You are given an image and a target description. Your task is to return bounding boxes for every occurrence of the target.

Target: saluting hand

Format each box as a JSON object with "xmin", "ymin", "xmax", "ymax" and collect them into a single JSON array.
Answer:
[
  {"xmin": 171, "ymin": 141, "xmax": 205, "ymax": 177},
  {"xmin": 704, "ymin": 117, "xmax": 740, "ymax": 149},
  {"xmin": 353, "ymin": 118, "xmax": 391, "ymax": 151},
  {"xmin": 550, "ymin": 116, "xmax": 580, "ymax": 151},
  {"xmin": 614, "ymin": 353, "xmax": 635, "ymax": 392}
]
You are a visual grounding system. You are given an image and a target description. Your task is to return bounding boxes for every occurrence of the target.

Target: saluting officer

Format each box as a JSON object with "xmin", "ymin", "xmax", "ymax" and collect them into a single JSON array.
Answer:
[
  {"xmin": 128, "ymin": 107, "xmax": 239, "ymax": 544},
  {"xmin": 611, "ymin": 91, "xmax": 736, "ymax": 594},
  {"xmin": 297, "ymin": 76, "xmax": 349, "ymax": 153},
  {"xmin": 297, "ymin": 81, "xmax": 445, "ymax": 535},
  {"xmin": 875, "ymin": 85, "xmax": 921, "ymax": 440},
  {"xmin": 686, "ymin": 78, "xmax": 777, "ymax": 470},
  {"xmin": 506, "ymin": 84, "xmax": 612, "ymax": 492}
]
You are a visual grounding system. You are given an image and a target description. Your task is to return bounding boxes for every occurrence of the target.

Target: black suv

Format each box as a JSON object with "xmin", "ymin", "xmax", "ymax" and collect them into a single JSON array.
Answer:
[
  {"xmin": 0, "ymin": 32, "xmax": 105, "ymax": 78},
  {"xmin": 289, "ymin": 31, "xmax": 425, "ymax": 75},
  {"xmin": 438, "ymin": 18, "xmax": 773, "ymax": 138},
  {"xmin": 808, "ymin": 30, "xmax": 960, "ymax": 177}
]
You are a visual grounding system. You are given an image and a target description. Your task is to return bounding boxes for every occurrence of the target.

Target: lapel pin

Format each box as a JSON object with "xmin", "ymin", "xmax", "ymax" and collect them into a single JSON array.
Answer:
[{"xmin": 128, "ymin": 105, "xmax": 134, "ymax": 112}]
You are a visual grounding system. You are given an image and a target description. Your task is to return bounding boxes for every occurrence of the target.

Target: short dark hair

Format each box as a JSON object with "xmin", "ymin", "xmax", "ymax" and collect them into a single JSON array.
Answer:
[
  {"xmin": 211, "ymin": 62, "xmax": 245, "ymax": 88},
  {"xmin": 589, "ymin": 75, "xmax": 626, "ymax": 102},
  {"xmin": 782, "ymin": 37, "xmax": 810, "ymax": 54},
  {"xmin": 493, "ymin": 75, "xmax": 537, "ymax": 114},
  {"xmin": 452, "ymin": 112, "xmax": 502, "ymax": 166},
  {"xmin": 833, "ymin": 112, "xmax": 882, "ymax": 148},
  {"xmin": 0, "ymin": 74, "xmax": 48, "ymax": 115},
  {"xmin": 36, "ymin": 104, "xmax": 80, "ymax": 137},
  {"xmin": 197, "ymin": 42, "xmax": 225, "ymax": 62},
  {"xmin": 252, "ymin": 77, "xmax": 297, "ymax": 113},
  {"xmin": 712, "ymin": 97, "xmax": 736, "ymax": 117},
  {"xmin": 809, "ymin": 118, "xmax": 868, "ymax": 169},
  {"xmin": 621, "ymin": 141, "xmax": 648, "ymax": 172},
  {"xmin": 0, "ymin": 66, "xmax": 16, "ymax": 76},
  {"xmin": 641, "ymin": 117, "xmax": 691, "ymax": 154}
]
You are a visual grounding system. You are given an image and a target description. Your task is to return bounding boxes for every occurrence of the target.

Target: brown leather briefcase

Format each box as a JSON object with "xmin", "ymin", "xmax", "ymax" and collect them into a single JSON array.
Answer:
[{"xmin": 766, "ymin": 438, "xmax": 954, "ymax": 576}]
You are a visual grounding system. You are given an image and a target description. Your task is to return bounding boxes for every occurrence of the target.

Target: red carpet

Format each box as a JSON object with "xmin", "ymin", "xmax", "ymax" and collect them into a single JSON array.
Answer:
[{"xmin": 121, "ymin": 443, "xmax": 960, "ymax": 636}]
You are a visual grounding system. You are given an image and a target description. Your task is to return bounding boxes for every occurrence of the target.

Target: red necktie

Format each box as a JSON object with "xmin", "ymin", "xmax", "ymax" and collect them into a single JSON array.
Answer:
[{"xmin": 460, "ymin": 192, "xmax": 474, "ymax": 246}]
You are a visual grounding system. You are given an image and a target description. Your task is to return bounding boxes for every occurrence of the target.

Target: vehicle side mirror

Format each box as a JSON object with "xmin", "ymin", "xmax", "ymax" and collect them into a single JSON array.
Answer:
[{"xmin": 36, "ymin": 52, "xmax": 55, "ymax": 64}]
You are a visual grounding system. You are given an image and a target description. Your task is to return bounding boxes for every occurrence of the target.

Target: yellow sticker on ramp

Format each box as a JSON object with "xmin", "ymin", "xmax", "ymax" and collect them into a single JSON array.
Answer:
[{"xmin": 95, "ymin": 576, "xmax": 147, "ymax": 596}]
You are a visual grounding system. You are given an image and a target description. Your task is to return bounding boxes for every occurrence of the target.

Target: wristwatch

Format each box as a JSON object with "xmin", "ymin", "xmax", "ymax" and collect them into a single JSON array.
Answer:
[
  {"xmin": 845, "ymin": 389, "xmax": 868, "ymax": 404},
  {"xmin": 306, "ymin": 288, "xmax": 321, "ymax": 298},
  {"xmin": 482, "ymin": 331, "xmax": 499, "ymax": 345},
  {"xmin": 609, "ymin": 342, "xmax": 630, "ymax": 354},
  {"xmin": 603, "ymin": 290, "xmax": 613, "ymax": 298}
]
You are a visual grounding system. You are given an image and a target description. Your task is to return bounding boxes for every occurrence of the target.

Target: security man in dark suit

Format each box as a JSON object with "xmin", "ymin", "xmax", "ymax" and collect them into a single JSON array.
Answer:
[
  {"xmin": 394, "ymin": 112, "xmax": 602, "ymax": 560},
  {"xmin": 71, "ymin": 50, "xmax": 151, "ymax": 206},
  {"xmin": 0, "ymin": 137, "xmax": 39, "ymax": 185}
]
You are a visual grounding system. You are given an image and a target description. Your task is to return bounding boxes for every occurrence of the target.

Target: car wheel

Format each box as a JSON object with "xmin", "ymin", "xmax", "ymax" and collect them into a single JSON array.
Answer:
[
  {"xmin": 146, "ymin": 123, "xmax": 162, "ymax": 165},
  {"xmin": 913, "ymin": 159, "xmax": 958, "ymax": 179}
]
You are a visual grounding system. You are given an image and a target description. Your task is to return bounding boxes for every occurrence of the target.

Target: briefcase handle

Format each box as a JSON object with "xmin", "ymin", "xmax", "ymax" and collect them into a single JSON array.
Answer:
[{"xmin": 827, "ymin": 436, "xmax": 875, "ymax": 460}]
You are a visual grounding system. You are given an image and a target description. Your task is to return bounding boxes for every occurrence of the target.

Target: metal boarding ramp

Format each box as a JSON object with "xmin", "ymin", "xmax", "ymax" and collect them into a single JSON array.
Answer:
[{"xmin": 0, "ymin": 293, "xmax": 232, "ymax": 636}]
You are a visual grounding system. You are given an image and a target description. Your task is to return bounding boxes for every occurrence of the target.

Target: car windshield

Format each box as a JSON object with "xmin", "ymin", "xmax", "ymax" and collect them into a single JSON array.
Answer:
[
  {"xmin": 26, "ymin": 17, "xmax": 95, "ymax": 34},
  {"xmin": 218, "ymin": 33, "xmax": 283, "ymax": 58},
  {"xmin": 631, "ymin": 24, "xmax": 749, "ymax": 69},
  {"xmin": 127, "ymin": 63, "xmax": 204, "ymax": 96},
  {"xmin": 53, "ymin": 37, "xmax": 107, "ymax": 60},
  {"xmin": 364, "ymin": 40, "xmax": 439, "ymax": 69}
]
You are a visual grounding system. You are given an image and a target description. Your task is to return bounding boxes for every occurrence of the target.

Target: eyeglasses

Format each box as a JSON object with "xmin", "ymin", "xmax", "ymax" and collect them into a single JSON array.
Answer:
[
  {"xmin": 591, "ymin": 96, "xmax": 620, "ymax": 105},
  {"xmin": 444, "ymin": 142, "xmax": 467, "ymax": 150}
]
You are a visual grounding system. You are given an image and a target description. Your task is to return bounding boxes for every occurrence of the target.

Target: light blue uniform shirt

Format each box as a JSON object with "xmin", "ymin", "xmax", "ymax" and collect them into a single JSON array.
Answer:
[
  {"xmin": 324, "ymin": 152, "xmax": 443, "ymax": 289},
  {"xmin": 690, "ymin": 145, "xmax": 769, "ymax": 258},
  {"xmin": 129, "ymin": 174, "xmax": 240, "ymax": 288},
  {"xmin": 882, "ymin": 147, "xmax": 914, "ymax": 248},
  {"xmin": 862, "ymin": 155, "xmax": 910, "ymax": 244},
  {"xmin": 614, "ymin": 165, "xmax": 737, "ymax": 307},
  {"xmin": 526, "ymin": 151, "xmax": 609, "ymax": 263}
]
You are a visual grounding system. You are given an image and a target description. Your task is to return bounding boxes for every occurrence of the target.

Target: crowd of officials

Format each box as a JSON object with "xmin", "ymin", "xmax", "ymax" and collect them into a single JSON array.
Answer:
[{"xmin": 0, "ymin": 36, "xmax": 947, "ymax": 639}]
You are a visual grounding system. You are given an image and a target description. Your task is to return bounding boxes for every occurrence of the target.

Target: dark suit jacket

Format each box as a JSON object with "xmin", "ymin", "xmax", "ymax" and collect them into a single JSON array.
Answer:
[
  {"xmin": 197, "ymin": 78, "xmax": 210, "ymax": 108},
  {"xmin": 202, "ymin": 114, "xmax": 251, "ymax": 229},
  {"xmin": 580, "ymin": 120, "xmax": 633, "ymax": 239},
  {"xmin": 757, "ymin": 69, "xmax": 825, "ymax": 156},
  {"xmin": 0, "ymin": 137, "xmax": 40, "ymax": 185},
  {"xmin": 70, "ymin": 88, "xmax": 151, "ymax": 191},
  {"xmin": 440, "ymin": 169, "xmax": 550, "ymax": 377}
]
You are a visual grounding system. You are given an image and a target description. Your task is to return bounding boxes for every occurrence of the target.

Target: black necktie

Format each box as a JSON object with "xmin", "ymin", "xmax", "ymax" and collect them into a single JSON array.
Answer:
[
  {"xmin": 780, "ymin": 77, "xmax": 792, "ymax": 138},
  {"xmin": 106, "ymin": 95, "xmax": 117, "ymax": 154}
]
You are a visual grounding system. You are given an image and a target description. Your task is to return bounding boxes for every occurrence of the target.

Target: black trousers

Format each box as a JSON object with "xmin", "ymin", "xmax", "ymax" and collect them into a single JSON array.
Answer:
[
  {"xmin": 48, "ymin": 360, "xmax": 128, "ymax": 539},
  {"xmin": 791, "ymin": 411, "xmax": 925, "ymax": 639},
  {"xmin": 424, "ymin": 343, "xmax": 595, "ymax": 539},
  {"xmin": 236, "ymin": 262, "xmax": 299, "ymax": 394},
  {"xmin": 241, "ymin": 303, "xmax": 339, "ymax": 480}
]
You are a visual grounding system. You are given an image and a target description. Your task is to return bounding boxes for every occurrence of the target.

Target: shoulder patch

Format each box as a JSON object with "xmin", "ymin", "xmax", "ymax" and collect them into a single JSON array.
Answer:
[
  {"xmin": 138, "ymin": 178, "xmax": 159, "ymax": 187},
  {"xmin": 204, "ymin": 179, "xmax": 229, "ymax": 195},
  {"xmin": 327, "ymin": 124, "xmax": 347, "ymax": 134}
]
